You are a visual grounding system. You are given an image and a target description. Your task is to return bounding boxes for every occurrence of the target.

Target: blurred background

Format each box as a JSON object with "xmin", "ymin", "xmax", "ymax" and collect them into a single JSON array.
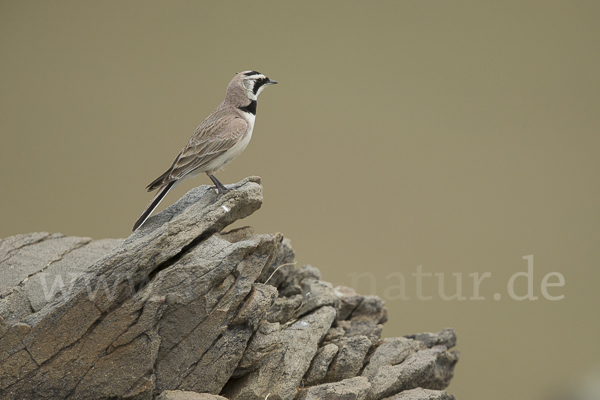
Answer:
[{"xmin": 1, "ymin": 1, "xmax": 599, "ymax": 399}]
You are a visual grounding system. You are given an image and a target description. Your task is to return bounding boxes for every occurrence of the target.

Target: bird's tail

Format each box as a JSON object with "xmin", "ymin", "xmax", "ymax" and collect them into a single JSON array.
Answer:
[{"xmin": 132, "ymin": 181, "xmax": 176, "ymax": 231}]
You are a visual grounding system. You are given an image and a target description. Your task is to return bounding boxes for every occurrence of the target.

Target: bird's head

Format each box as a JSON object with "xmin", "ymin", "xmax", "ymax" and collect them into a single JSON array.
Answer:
[{"xmin": 228, "ymin": 70, "xmax": 278, "ymax": 102}]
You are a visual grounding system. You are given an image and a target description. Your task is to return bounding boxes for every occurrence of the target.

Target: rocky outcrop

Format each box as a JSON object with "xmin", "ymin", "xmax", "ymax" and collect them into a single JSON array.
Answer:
[{"xmin": 0, "ymin": 177, "xmax": 459, "ymax": 399}]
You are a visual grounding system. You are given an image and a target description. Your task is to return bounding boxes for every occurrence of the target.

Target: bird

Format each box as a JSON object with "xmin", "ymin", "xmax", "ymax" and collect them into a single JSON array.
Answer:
[{"xmin": 132, "ymin": 70, "xmax": 277, "ymax": 231}]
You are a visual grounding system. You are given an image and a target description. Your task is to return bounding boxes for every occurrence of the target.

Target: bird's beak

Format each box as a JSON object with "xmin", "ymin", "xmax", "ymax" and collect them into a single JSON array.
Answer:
[{"xmin": 266, "ymin": 79, "xmax": 278, "ymax": 85}]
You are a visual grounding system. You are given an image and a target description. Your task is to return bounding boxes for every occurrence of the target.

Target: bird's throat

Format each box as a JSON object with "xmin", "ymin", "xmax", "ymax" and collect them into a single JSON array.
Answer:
[{"xmin": 238, "ymin": 100, "xmax": 257, "ymax": 115}]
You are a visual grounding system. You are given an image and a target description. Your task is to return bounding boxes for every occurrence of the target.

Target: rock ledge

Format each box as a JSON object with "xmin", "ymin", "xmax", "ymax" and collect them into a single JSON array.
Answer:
[{"xmin": 0, "ymin": 177, "xmax": 459, "ymax": 400}]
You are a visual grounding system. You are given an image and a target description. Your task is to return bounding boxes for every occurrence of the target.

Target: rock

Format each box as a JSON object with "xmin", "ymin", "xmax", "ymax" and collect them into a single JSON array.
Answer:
[
  {"xmin": 0, "ymin": 289, "xmax": 31, "ymax": 330},
  {"xmin": 297, "ymin": 376, "xmax": 372, "ymax": 400},
  {"xmin": 222, "ymin": 306, "xmax": 337, "ymax": 400},
  {"xmin": 353, "ymin": 296, "xmax": 388, "ymax": 324},
  {"xmin": 336, "ymin": 286, "xmax": 363, "ymax": 321},
  {"xmin": 337, "ymin": 320, "xmax": 383, "ymax": 345},
  {"xmin": 1, "ymin": 178, "xmax": 267, "ymax": 399},
  {"xmin": 0, "ymin": 321, "xmax": 35, "ymax": 390},
  {"xmin": 279, "ymin": 283, "xmax": 302, "ymax": 297},
  {"xmin": 151, "ymin": 233, "xmax": 279, "ymax": 394},
  {"xmin": 362, "ymin": 338, "xmax": 424, "ymax": 379},
  {"xmin": 256, "ymin": 236, "xmax": 296, "ymax": 288},
  {"xmin": 366, "ymin": 346, "xmax": 459, "ymax": 400},
  {"xmin": 322, "ymin": 327, "xmax": 346, "ymax": 343},
  {"xmin": 0, "ymin": 233, "xmax": 87, "ymax": 296},
  {"xmin": 157, "ymin": 391, "xmax": 228, "ymax": 400},
  {"xmin": 324, "ymin": 335, "xmax": 372, "ymax": 383},
  {"xmin": 295, "ymin": 279, "xmax": 340, "ymax": 318},
  {"xmin": 279, "ymin": 265, "xmax": 321, "ymax": 296},
  {"xmin": 0, "ymin": 176, "xmax": 460, "ymax": 399},
  {"xmin": 232, "ymin": 321, "xmax": 283, "ymax": 378},
  {"xmin": 264, "ymin": 294, "xmax": 303, "ymax": 324},
  {"xmin": 0, "ymin": 233, "xmax": 122, "ymax": 324},
  {"xmin": 382, "ymin": 388, "xmax": 456, "ymax": 400},
  {"xmin": 304, "ymin": 343, "xmax": 339, "ymax": 385},
  {"xmin": 330, "ymin": 294, "xmax": 388, "ymax": 348},
  {"xmin": 405, "ymin": 329, "xmax": 457, "ymax": 349}
]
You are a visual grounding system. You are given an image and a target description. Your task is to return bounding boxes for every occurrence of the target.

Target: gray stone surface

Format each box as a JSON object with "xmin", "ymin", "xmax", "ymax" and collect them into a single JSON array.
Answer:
[
  {"xmin": 405, "ymin": 329, "xmax": 457, "ymax": 350},
  {"xmin": 305, "ymin": 343, "xmax": 339, "ymax": 385},
  {"xmin": 342, "ymin": 295, "xmax": 388, "ymax": 339},
  {"xmin": 232, "ymin": 321, "xmax": 283, "ymax": 378},
  {"xmin": 324, "ymin": 335, "xmax": 372, "ymax": 383},
  {"xmin": 297, "ymin": 376, "xmax": 372, "ymax": 400},
  {"xmin": 22, "ymin": 177, "xmax": 263, "ymax": 367},
  {"xmin": 362, "ymin": 338, "xmax": 424, "ymax": 379},
  {"xmin": 222, "ymin": 306, "xmax": 337, "ymax": 400},
  {"xmin": 264, "ymin": 294, "xmax": 303, "ymax": 324},
  {"xmin": 336, "ymin": 286, "xmax": 363, "ymax": 321},
  {"xmin": 0, "ymin": 233, "xmax": 118, "ymax": 324},
  {"xmin": 256, "ymin": 236, "xmax": 296, "ymax": 288},
  {"xmin": 382, "ymin": 388, "xmax": 456, "ymax": 400},
  {"xmin": 150, "ymin": 231, "xmax": 279, "ymax": 394},
  {"xmin": 0, "ymin": 288, "xmax": 31, "ymax": 326},
  {"xmin": 295, "ymin": 279, "xmax": 341, "ymax": 318},
  {"xmin": 366, "ymin": 346, "xmax": 459, "ymax": 400},
  {"xmin": 279, "ymin": 264, "xmax": 321, "ymax": 297},
  {"xmin": 157, "ymin": 391, "xmax": 228, "ymax": 400},
  {"xmin": 24, "ymin": 238, "xmax": 123, "ymax": 313},
  {"xmin": 0, "ymin": 177, "xmax": 266, "ymax": 399},
  {"xmin": 0, "ymin": 176, "xmax": 460, "ymax": 400},
  {"xmin": 0, "ymin": 233, "xmax": 83, "ymax": 295}
]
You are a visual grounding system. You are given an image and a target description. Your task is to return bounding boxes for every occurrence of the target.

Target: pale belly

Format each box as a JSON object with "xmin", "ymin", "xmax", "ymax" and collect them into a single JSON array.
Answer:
[
  {"xmin": 203, "ymin": 113, "xmax": 255, "ymax": 175},
  {"xmin": 206, "ymin": 131, "xmax": 252, "ymax": 173}
]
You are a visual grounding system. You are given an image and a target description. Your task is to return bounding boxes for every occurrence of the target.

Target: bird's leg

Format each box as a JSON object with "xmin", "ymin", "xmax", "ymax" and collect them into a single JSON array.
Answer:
[
  {"xmin": 208, "ymin": 174, "xmax": 230, "ymax": 195},
  {"xmin": 206, "ymin": 175, "xmax": 222, "ymax": 193}
]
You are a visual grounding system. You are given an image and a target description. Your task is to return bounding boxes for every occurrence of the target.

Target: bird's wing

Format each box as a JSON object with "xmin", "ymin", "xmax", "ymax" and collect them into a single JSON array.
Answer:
[{"xmin": 147, "ymin": 114, "xmax": 249, "ymax": 191}]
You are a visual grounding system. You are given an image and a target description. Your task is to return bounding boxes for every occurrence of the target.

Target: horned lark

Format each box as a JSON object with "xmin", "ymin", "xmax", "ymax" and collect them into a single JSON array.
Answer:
[{"xmin": 132, "ymin": 70, "xmax": 277, "ymax": 231}]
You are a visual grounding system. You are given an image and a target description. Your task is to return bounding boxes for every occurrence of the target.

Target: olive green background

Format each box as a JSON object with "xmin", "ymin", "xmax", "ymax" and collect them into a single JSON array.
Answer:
[{"xmin": 2, "ymin": 1, "xmax": 599, "ymax": 399}]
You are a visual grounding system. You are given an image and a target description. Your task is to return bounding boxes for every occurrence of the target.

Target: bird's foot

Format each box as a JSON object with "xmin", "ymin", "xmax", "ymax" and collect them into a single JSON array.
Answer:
[
  {"xmin": 207, "ymin": 174, "xmax": 231, "ymax": 195},
  {"xmin": 208, "ymin": 185, "xmax": 231, "ymax": 195},
  {"xmin": 216, "ymin": 186, "xmax": 231, "ymax": 195}
]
